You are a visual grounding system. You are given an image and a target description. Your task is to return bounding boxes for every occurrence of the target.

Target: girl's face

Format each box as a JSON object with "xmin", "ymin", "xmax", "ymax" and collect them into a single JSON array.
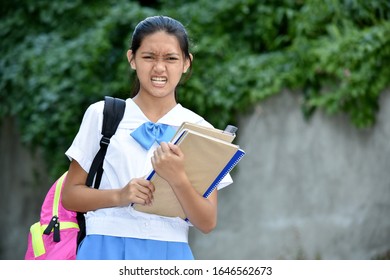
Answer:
[{"xmin": 127, "ymin": 31, "xmax": 191, "ymax": 100}]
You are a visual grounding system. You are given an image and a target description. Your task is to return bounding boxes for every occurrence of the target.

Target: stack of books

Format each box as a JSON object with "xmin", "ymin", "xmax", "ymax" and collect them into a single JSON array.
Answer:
[{"xmin": 134, "ymin": 122, "xmax": 246, "ymax": 219}]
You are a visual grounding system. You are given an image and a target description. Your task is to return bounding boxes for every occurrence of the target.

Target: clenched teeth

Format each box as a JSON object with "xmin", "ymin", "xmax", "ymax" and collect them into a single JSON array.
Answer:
[{"xmin": 151, "ymin": 77, "xmax": 167, "ymax": 82}]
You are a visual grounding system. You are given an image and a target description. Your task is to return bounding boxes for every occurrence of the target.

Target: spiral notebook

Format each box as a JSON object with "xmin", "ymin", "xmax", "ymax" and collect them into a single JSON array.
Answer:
[{"xmin": 134, "ymin": 124, "xmax": 245, "ymax": 219}]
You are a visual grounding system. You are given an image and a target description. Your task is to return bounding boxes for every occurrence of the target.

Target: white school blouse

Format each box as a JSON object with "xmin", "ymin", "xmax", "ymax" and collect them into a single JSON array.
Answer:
[{"xmin": 65, "ymin": 98, "xmax": 233, "ymax": 243}]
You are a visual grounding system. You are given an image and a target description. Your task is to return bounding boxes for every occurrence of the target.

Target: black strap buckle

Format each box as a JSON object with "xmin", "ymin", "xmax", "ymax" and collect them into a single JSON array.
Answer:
[{"xmin": 100, "ymin": 136, "xmax": 110, "ymax": 146}]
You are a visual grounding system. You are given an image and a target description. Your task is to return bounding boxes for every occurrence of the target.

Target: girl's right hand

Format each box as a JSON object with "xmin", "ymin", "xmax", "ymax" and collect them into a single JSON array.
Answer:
[{"xmin": 119, "ymin": 178, "xmax": 155, "ymax": 206}]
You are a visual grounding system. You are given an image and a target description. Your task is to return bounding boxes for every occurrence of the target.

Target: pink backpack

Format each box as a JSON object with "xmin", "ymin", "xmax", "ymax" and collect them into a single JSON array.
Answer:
[
  {"xmin": 24, "ymin": 96, "xmax": 126, "ymax": 260},
  {"xmin": 25, "ymin": 172, "xmax": 79, "ymax": 259}
]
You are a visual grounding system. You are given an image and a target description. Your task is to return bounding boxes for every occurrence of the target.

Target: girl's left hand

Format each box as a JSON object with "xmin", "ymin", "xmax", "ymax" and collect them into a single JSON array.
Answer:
[
  {"xmin": 152, "ymin": 142, "xmax": 218, "ymax": 233},
  {"xmin": 151, "ymin": 142, "xmax": 185, "ymax": 185}
]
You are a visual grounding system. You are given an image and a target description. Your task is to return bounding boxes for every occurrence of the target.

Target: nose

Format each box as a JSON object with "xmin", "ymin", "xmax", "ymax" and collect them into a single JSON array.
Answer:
[{"xmin": 153, "ymin": 57, "xmax": 166, "ymax": 72}]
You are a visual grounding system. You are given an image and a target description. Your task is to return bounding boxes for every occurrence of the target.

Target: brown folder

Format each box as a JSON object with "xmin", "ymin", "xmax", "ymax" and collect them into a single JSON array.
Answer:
[{"xmin": 134, "ymin": 124, "xmax": 245, "ymax": 219}]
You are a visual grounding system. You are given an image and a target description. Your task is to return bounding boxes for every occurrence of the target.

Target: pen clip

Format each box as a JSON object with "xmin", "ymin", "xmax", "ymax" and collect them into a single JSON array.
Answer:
[{"xmin": 223, "ymin": 125, "xmax": 238, "ymax": 135}]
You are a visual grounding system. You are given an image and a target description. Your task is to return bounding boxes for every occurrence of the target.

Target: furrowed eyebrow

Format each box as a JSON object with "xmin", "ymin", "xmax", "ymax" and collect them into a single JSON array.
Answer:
[
  {"xmin": 164, "ymin": 53, "xmax": 180, "ymax": 57},
  {"xmin": 140, "ymin": 52, "xmax": 180, "ymax": 57}
]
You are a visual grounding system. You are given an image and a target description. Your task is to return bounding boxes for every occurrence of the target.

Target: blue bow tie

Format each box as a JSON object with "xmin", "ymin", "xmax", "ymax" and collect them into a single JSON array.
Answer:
[{"xmin": 131, "ymin": 122, "xmax": 176, "ymax": 150}]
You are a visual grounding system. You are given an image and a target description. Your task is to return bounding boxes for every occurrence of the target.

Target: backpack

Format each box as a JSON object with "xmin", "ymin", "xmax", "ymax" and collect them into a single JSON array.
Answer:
[{"xmin": 24, "ymin": 96, "xmax": 126, "ymax": 260}]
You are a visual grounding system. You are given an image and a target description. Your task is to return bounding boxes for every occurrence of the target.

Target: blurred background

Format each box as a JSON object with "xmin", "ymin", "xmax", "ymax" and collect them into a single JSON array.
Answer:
[{"xmin": 1, "ymin": 0, "xmax": 389, "ymax": 259}]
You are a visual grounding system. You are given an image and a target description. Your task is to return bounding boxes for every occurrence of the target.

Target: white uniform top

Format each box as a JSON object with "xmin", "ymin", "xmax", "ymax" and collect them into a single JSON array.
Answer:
[{"xmin": 65, "ymin": 98, "xmax": 233, "ymax": 243}]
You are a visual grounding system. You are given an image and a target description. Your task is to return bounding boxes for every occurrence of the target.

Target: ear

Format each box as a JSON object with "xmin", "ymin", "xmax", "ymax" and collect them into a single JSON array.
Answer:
[
  {"xmin": 127, "ymin": 50, "xmax": 136, "ymax": 70},
  {"xmin": 183, "ymin": 53, "xmax": 193, "ymax": 73}
]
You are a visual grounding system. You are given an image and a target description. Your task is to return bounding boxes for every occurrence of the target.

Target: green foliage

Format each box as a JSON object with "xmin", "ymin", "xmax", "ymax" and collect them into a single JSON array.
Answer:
[
  {"xmin": 1, "ymin": 0, "xmax": 389, "ymax": 177},
  {"xmin": 0, "ymin": 0, "xmax": 155, "ymax": 177},
  {"xmin": 167, "ymin": 0, "xmax": 390, "ymax": 128}
]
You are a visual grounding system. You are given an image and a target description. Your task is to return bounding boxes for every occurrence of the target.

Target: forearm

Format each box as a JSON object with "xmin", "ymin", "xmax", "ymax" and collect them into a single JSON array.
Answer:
[
  {"xmin": 61, "ymin": 160, "xmax": 121, "ymax": 213},
  {"xmin": 169, "ymin": 173, "xmax": 218, "ymax": 233},
  {"xmin": 62, "ymin": 184, "xmax": 120, "ymax": 213}
]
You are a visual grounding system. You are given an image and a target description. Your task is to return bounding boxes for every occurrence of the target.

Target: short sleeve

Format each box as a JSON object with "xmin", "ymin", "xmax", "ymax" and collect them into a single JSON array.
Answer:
[{"xmin": 65, "ymin": 101, "xmax": 104, "ymax": 172}]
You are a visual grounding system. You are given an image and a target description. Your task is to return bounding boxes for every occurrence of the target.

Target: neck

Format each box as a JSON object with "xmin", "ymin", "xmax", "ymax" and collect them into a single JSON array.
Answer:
[{"xmin": 132, "ymin": 94, "xmax": 177, "ymax": 123}]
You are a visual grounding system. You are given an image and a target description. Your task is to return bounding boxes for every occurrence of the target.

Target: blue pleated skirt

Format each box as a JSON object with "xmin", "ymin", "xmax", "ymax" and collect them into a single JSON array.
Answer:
[{"xmin": 76, "ymin": 235, "xmax": 194, "ymax": 260}]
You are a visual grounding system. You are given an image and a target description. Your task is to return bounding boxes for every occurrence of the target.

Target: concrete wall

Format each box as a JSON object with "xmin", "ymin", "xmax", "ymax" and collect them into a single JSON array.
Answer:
[
  {"xmin": 189, "ymin": 90, "xmax": 390, "ymax": 259},
  {"xmin": 1, "ymin": 90, "xmax": 390, "ymax": 259},
  {"xmin": 0, "ymin": 118, "xmax": 48, "ymax": 260}
]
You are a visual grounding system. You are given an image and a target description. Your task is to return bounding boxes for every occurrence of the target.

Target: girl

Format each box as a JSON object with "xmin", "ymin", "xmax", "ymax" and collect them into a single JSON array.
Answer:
[{"xmin": 62, "ymin": 15, "xmax": 233, "ymax": 260}]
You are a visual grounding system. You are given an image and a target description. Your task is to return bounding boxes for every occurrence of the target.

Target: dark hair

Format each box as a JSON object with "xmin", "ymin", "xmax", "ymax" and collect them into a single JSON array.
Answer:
[{"xmin": 129, "ymin": 15, "xmax": 193, "ymax": 98}]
